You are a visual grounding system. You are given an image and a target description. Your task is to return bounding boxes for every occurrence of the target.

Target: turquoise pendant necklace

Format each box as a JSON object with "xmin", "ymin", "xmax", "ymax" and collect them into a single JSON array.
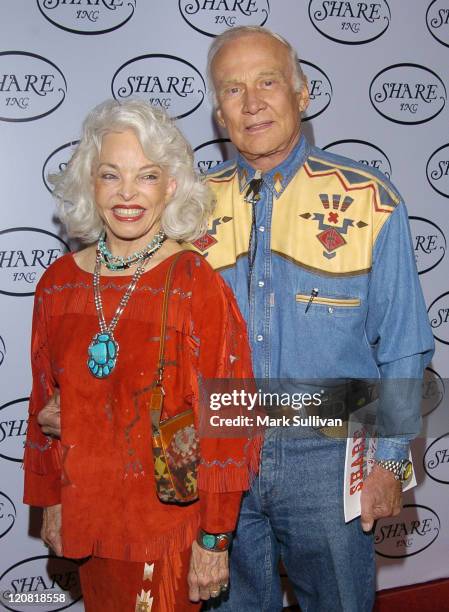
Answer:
[{"xmin": 87, "ymin": 233, "xmax": 166, "ymax": 379}]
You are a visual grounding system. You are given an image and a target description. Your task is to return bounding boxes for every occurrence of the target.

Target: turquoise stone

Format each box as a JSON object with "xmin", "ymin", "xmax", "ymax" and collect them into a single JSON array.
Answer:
[
  {"xmin": 87, "ymin": 332, "xmax": 118, "ymax": 378},
  {"xmin": 91, "ymin": 340, "xmax": 107, "ymax": 364},
  {"xmin": 202, "ymin": 534, "xmax": 216, "ymax": 549}
]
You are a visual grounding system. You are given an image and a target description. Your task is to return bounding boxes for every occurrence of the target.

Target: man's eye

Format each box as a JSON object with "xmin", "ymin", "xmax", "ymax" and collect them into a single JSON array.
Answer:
[
  {"xmin": 224, "ymin": 86, "xmax": 240, "ymax": 96},
  {"xmin": 263, "ymin": 80, "xmax": 275, "ymax": 87}
]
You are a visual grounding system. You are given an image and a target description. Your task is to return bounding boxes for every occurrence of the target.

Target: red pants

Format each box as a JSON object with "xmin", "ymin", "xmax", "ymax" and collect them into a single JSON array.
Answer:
[{"xmin": 79, "ymin": 548, "xmax": 201, "ymax": 611}]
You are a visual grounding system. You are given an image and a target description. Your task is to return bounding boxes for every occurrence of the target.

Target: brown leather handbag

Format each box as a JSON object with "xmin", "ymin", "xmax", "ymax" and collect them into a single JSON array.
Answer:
[{"xmin": 150, "ymin": 252, "xmax": 199, "ymax": 503}]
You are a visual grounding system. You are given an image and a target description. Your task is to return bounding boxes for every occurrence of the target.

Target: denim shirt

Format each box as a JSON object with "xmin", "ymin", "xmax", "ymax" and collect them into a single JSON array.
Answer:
[{"xmin": 195, "ymin": 135, "xmax": 434, "ymax": 460}]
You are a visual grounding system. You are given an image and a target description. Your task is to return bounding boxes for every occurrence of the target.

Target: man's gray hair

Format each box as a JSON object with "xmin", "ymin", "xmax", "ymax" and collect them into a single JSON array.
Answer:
[
  {"xmin": 49, "ymin": 99, "xmax": 214, "ymax": 244},
  {"xmin": 207, "ymin": 26, "xmax": 306, "ymax": 107}
]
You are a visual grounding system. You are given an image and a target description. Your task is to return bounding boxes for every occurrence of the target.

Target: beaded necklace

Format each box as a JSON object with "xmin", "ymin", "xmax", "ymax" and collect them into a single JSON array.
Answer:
[
  {"xmin": 98, "ymin": 229, "xmax": 166, "ymax": 271},
  {"xmin": 87, "ymin": 233, "xmax": 166, "ymax": 378}
]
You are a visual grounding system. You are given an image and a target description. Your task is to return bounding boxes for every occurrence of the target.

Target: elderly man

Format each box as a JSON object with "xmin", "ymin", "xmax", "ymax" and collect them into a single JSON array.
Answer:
[{"xmin": 192, "ymin": 26, "xmax": 434, "ymax": 611}]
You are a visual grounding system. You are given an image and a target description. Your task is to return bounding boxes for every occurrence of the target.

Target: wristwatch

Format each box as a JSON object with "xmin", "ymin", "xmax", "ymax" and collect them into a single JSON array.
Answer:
[
  {"xmin": 197, "ymin": 529, "xmax": 233, "ymax": 552},
  {"xmin": 375, "ymin": 459, "xmax": 413, "ymax": 482}
]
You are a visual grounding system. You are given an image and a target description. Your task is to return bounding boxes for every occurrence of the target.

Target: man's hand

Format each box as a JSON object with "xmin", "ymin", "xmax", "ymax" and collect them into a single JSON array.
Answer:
[
  {"xmin": 42, "ymin": 504, "xmax": 63, "ymax": 556},
  {"xmin": 37, "ymin": 390, "xmax": 61, "ymax": 438},
  {"xmin": 360, "ymin": 464, "xmax": 402, "ymax": 532},
  {"xmin": 188, "ymin": 540, "xmax": 229, "ymax": 602}
]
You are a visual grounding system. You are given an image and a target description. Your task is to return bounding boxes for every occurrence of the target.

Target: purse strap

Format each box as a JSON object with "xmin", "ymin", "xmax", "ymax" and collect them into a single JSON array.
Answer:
[{"xmin": 155, "ymin": 250, "xmax": 186, "ymax": 389}]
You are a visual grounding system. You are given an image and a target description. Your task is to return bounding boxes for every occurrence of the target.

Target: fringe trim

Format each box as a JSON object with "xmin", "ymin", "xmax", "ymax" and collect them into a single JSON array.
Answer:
[
  {"xmin": 63, "ymin": 513, "xmax": 200, "ymax": 563},
  {"xmin": 248, "ymin": 434, "xmax": 263, "ymax": 482},
  {"xmin": 159, "ymin": 549, "xmax": 183, "ymax": 611},
  {"xmin": 23, "ymin": 441, "xmax": 62, "ymax": 475},
  {"xmin": 198, "ymin": 435, "xmax": 263, "ymax": 492}
]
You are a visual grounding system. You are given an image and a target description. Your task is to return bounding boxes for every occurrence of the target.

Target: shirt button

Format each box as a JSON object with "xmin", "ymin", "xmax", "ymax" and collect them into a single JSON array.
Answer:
[
  {"xmin": 328, "ymin": 307, "xmax": 334, "ymax": 314},
  {"xmin": 256, "ymin": 334, "xmax": 264, "ymax": 342},
  {"xmin": 259, "ymin": 226, "xmax": 265, "ymax": 232},
  {"xmin": 258, "ymin": 281, "xmax": 265, "ymax": 287}
]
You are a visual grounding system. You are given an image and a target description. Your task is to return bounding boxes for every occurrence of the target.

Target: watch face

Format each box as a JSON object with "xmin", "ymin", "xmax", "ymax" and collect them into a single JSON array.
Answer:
[{"xmin": 403, "ymin": 462, "xmax": 413, "ymax": 481}]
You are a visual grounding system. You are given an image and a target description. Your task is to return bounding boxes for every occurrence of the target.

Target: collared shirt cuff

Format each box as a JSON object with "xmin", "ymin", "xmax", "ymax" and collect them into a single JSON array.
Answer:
[{"xmin": 375, "ymin": 437, "xmax": 410, "ymax": 461}]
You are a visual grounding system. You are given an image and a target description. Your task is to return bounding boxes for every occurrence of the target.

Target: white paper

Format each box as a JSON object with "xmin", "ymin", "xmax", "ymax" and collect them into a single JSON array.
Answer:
[{"xmin": 344, "ymin": 402, "xmax": 416, "ymax": 523}]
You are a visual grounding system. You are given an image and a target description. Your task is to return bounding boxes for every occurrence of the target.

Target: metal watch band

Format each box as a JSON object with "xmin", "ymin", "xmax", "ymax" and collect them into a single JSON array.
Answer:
[
  {"xmin": 197, "ymin": 529, "xmax": 233, "ymax": 552},
  {"xmin": 375, "ymin": 459, "xmax": 412, "ymax": 481}
]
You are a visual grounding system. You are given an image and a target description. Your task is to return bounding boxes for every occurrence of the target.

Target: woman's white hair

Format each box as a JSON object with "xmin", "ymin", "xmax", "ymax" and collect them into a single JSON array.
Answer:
[
  {"xmin": 49, "ymin": 99, "xmax": 215, "ymax": 244},
  {"xmin": 207, "ymin": 26, "xmax": 307, "ymax": 107}
]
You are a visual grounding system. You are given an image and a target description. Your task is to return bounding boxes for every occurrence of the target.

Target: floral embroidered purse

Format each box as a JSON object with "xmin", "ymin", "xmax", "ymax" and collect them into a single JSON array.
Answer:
[{"xmin": 150, "ymin": 252, "xmax": 199, "ymax": 503}]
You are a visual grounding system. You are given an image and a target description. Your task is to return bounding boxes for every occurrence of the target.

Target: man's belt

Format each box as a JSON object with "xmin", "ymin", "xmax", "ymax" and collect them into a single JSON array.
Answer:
[{"xmin": 265, "ymin": 380, "xmax": 377, "ymax": 428}]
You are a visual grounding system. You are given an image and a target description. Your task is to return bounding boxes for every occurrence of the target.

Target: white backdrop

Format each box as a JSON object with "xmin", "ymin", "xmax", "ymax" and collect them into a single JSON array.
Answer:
[{"xmin": 0, "ymin": 1, "xmax": 448, "ymax": 610}]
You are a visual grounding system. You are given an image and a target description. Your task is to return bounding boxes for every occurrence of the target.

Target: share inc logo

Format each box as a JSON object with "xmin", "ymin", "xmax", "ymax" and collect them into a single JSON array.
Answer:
[
  {"xmin": 0, "ymin": 52, "xmax": 66, "ymax": 122},
  {"xmin": 0, "ymin": 556, "xmax": 82, "ymax": 611},
  {"xmin": 0, "ymin": 491, "xmax": 16, "ymax": 540},
  {"xmin": 426, "ymin": 0, "xmax": 449, "ymax": 47},
  {"xmin": 308, "ymin": 0, "xmax": 391, "ymax": 44},
  {"xmin": 42, "ymin": 141, "xmax": 80, "ymax": 193},
  {"xmin": 36, "ymin": 0, "xmax": 136, "ymax": 35},
  {"xmin": 424, "ymin": 433, "xmax": 449, "ymax": 484},
  {"xmin": 0, "ymin": 228, "xmax": 69, "ymax": 296},
  {"xmin": 409, "ymin": 216, "xmax": 446, "ymax": 275},
  {"xmin": 194, "ymin": 138, "xmax": 236, "ymax": 173},
  {"xmin": 369, "ymin": 64, "xmax": 446, "ymax": 124},
  {"xmin": 375, "ymin": 504, "xmax": 440, "ymax": 558},
  {"xmin": 300, "ymin": 60, "xmax": 333, "ymax": 121},
  {"xmin": 178, "ymin": 0, "xmax": 270, "ymax": 36},
  {"xmin": 112, "ymin": 55, "xmax": 205, "ymax": 119},
  {"xmin": 428, "ymin": 292, "xmax": 449, "ymax": 345},
  {"xmin": 426, "ymin": 143, "xmax": 449, "ymax": 198},
  {"xmin": 323, "ymin": 139, "xmax": 391, "ymax": 178}
]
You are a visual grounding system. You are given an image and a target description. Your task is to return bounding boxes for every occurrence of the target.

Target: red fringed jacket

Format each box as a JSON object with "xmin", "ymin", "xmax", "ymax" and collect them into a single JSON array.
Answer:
[{"xmin": 23, "ymin": 251, "xmax": 259, "ymax": 561}]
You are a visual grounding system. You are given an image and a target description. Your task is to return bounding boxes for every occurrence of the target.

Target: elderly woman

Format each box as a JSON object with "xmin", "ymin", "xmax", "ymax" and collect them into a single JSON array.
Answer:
[{"xmin": 23, "ymin": 99, "xmax": 257, "ymax": 611}]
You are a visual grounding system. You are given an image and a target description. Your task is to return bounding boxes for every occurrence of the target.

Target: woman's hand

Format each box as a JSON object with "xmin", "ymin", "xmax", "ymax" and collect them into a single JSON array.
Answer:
[
  {"xmin": 37, "ymin": 390, "xmax": 61, "ymax": 438},
  {"xmin": 188, "ymin": 540, "xmax": 229, "ymax": 601},
  {"xmin": 42, "ymin": 504, "xmax": 63, "ymax": 556}
]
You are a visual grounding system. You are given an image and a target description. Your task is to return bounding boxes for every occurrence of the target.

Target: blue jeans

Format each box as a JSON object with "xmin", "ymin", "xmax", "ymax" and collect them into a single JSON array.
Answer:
[{"xmin": 218, "ymin": 428, "xmax": 375, "ymax": 612}]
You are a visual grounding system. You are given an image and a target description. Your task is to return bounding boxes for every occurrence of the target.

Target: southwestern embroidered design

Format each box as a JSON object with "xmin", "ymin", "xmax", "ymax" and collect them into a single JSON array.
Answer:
[
  {"xmin": 300, "ymin": 193, "xmax": 369, "ymax": 260},
  {"xmin": 135, "ymin": 562, "xmax": 155, "ymax": 611},
  {"xmin": 136, "ymin": 587, "xmax": 153, "ymax": 610},
  {"xmin": 238, "ymin": 167, "xmax": 248, "ymax": 192},
  {"xmin": 24, "ymin": 438, "xmax": 52, "ymax": 453},
  {"xmin": 273, "ymin": 171, "xmax": 283, "ymax": 194},
  {"xmin": 192, "ymin": 216, "xmax": 233, "ymax": 252}
]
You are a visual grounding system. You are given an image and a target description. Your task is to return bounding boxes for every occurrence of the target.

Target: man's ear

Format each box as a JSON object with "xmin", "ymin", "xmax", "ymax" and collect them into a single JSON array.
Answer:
[
  {"xmin": 216, "ymin": 106, "xmax": 226, "ymax": 129},
  {"xmin": 297, "ymin": 84, "xmax": 310, "ymax": 114}
]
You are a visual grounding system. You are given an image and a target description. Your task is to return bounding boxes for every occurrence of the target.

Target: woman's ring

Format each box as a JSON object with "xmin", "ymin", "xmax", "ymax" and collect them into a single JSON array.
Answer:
[
  {"xmin": 210, "ymin": 590, "xmax": 220, "ymax": 598},
  {"xmin": 220, "ymin": 583, "xmax": 228, "ymax": 592}
]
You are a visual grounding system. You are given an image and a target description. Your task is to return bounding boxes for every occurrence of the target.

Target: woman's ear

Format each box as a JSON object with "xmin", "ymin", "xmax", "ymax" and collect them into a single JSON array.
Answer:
[{"xmin": 165, "ymin": 177, "xmax": 177, "ymax": 203}]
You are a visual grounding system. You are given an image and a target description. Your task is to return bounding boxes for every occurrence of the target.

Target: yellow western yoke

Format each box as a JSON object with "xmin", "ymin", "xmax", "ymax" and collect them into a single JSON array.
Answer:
[{"xmin": 194, "ymin": 152, "xmax": 399, "ymax": 277}]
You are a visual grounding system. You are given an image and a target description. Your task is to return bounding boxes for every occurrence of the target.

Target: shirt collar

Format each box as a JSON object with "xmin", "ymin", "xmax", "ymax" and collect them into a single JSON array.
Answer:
[{"xmin": 237, "ymin": 134, "xmax": 310, "ymax": 198}]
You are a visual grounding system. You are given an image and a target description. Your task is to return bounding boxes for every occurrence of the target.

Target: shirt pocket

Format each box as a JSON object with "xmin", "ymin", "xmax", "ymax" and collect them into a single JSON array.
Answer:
[{"xmin": 295, "ymin": 292, "xmax": 361, "ymax": 317}]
